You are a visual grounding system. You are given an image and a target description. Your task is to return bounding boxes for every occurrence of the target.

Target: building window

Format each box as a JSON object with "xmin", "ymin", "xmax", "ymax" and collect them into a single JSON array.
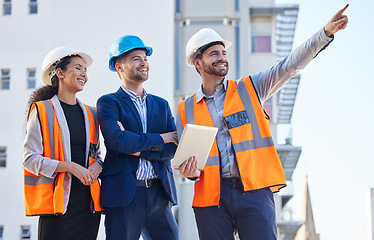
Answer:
[
  {"xmin": 251, "ymin": 16, "xmax": 272, "ymax": 53},
  {"xmin": 235, "ymin": 0, "xmax": 239, "ymax": 12},
  {"xmin": 175, "ymin": 0, "xmax": 180, "ymax": 13},
  {"xmin": 29, "ymin": 0, "xmax": 37, "ymax": 14},
  {"xmin": 1, "ymin": 69, "xmax": 10, "ymax": 90},
  {"xmin": 0, "ymin": 147, "xmax": 6, "ymax": 168},
  {"xmin": 27, "ymin": 69, "xmax": 36, "ymax": 89},
  {"xmin": 21, "ymin": 226, "xmax": 31, "ymax": 239},
  {"xmin": 251, "ymin": 36, "xmax": 271, "ymax": 52},
  {"xmin": 3, "ymin": 0, "xmax": 11, "ymax": 15}
]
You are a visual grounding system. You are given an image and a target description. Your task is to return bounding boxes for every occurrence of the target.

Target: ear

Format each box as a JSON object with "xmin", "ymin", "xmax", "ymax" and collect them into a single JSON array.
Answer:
[
  {"xmin": 115, "ymin": 62, "xmax": 123, "ymax": 72},
  {"xmin": 56, "ymin": 68, "xmax": 64, "ymax": 78},
  {"xmin": 193, "ymin": 58, "xmax": 202, "ymax": 70}
]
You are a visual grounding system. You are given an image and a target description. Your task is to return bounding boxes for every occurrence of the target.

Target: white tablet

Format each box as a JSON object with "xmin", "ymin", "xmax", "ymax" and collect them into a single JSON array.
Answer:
[{"xmin": 172, "ymin": 124, "xmax": 218, "ymax": 170}]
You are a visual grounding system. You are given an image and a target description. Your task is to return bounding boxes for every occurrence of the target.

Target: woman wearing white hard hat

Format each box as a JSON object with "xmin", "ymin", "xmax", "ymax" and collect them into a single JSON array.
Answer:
[{"xmin": 23, "ymin": 47, "xmax": 103, "ymax": 239}]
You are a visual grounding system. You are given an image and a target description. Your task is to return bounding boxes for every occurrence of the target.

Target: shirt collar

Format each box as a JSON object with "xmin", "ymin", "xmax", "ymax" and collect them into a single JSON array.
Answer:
[
  {"xmin": 196, "ymin": 77, "xmax": 228, "ymax": 103},
  {"xmin": 121, "ymin": 85, "xmax": 148, "ymax": 102}
]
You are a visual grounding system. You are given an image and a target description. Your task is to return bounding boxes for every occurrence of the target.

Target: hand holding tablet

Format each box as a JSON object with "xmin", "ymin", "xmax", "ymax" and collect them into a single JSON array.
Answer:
[{"xmin": 172, "ymin": 124, "xmax": 218, "ymax": 171}]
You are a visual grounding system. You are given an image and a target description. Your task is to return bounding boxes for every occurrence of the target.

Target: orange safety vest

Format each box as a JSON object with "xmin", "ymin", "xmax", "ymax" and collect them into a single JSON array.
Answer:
[
  {"xmin": 24, "ymin": 99, "xmax": 103, "ymax": 216},
  {"xmin": 178, "ymin": 76, "xmax": 286, "ymax": 207}
]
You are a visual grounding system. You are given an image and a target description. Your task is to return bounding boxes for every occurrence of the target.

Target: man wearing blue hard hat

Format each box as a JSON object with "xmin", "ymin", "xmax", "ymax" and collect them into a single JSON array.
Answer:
[{"xmin": 97, "ymin": 35, "xmax": 179, "ymax": 240}]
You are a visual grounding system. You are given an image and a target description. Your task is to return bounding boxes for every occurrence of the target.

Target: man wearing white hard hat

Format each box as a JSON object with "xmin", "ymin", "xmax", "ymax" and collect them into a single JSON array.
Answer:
[
  {"xmin": 23, "ymin": 47, "xmax": 103, "ymax": 239},
  {"xmin": 97, "ymin": 35, "xmax": 179, "ymax": 240},
  {"xmin": 176, "ymin": 5, "xmax": 348, "ymax": 240}
]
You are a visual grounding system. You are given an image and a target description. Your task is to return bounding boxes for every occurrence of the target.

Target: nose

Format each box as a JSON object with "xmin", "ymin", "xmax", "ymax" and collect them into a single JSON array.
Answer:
[
  {"xmin": 81, "ymin": 69, "xmax": 87, "ymax": 77},
  {"xmin": 139, "ymin": 59, "xmax": 147, "ymax": 66},
  {"xmin": 217, "ymin": 52, "xmax": 227, "ymax": 61}
]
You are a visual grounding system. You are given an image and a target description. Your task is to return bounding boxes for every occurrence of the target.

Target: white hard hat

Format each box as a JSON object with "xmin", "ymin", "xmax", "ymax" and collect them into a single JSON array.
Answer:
[
  {"xmin": 185, "ymin": 28, "xmax": 232, "ymax": 67},
  {"xmin": 41, "ymin": 47, "xmax": 93, "ymax": 85}
]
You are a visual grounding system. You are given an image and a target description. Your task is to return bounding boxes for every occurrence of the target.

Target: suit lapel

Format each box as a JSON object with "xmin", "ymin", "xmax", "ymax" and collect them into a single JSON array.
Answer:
[
  {"xmin": 146, "ymin": 95, "xmax": 154, "ymax": 133},
  {"xmin": 115, "ymin": 87, "xmax": 142, "ymax": 131}
]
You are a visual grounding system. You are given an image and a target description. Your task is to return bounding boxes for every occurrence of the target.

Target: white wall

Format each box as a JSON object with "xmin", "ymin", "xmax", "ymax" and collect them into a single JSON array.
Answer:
[{"xmin": 0, "ymin": 0, "xmax": 175, "ymax": 239}]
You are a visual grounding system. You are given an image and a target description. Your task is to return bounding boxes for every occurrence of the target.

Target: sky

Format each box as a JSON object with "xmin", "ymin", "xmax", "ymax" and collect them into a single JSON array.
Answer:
[{"xmin": 275, "ymin": 0, "xmax": 374, "ymax": 239}]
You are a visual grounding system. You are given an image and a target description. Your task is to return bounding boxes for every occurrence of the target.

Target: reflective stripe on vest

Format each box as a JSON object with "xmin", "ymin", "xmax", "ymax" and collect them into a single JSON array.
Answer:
[
  {"xmin": 178, "ymin": 76, "xmax": 286, "ymax": 207},
  {"xmin": 24, "ymin": 100, "xmax": 103, "ymax": 216},
  {"xmin": 83, "ymin": 104, "xmax": 103, "ymax": 213}
]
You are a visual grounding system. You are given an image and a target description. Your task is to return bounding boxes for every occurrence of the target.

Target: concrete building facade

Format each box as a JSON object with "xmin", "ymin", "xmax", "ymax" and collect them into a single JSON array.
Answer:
[
  {"xmin": 173, "ymin": 0, "xmax": 304, "ymax": 239},
  {"xmin": 0, "ymin": 1, "xmax": 175, "ymax": 239},
  {"xmin": 0, "ymin": 0, "xmax": 305, "ymax": 239}
]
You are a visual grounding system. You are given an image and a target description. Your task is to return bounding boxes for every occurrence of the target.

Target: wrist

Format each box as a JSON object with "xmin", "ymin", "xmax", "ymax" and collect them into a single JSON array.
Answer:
[{"xmin": 323, "ymin": 26, "xmax": 333, "ymax": 37}]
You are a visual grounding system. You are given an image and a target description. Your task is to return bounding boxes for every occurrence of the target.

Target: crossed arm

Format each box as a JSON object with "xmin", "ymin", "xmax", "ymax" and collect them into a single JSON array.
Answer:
[{"xmin": 97, "ymin": 95, "xmax": 178, "ymax": 161}]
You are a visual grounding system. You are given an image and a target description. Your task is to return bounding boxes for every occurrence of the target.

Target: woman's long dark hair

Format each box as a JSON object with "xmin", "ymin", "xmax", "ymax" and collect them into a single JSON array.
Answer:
[{"xmin": 26, "ymin": 55, "xmax": 76, "ymax": 116}]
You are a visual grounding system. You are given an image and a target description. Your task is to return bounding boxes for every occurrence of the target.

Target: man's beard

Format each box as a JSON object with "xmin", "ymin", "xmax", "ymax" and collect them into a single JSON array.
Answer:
[
  {"xmin": 131, "ymin": 69, "xmax": 148, "ymax": 81},
  {"xmin": 202, "ymin": 61, "xmax": 229, "ymax": 77},
  {"xmin": 133, "ymin": 73, "xmax": 148, "ymax": 81}
]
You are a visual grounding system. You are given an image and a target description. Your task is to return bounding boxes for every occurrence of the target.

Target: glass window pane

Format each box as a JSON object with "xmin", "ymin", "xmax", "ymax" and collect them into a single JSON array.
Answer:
[
  {"xmin": 0, "ymin": 147, "xmax": 6, "ymax": 168},
  {"xmin": 3, "ymin": 6, "xmax": 11, "ymax": 15},
  {"xmin": 1, "ymin": 81, "xmax": 9, "ymax": 89},
  {"xmin": 28, "ymin": 70, "xmax": 36, "ymax": 77},
  {"xmin": 28, "ymin": 80, "xmax": 36, "ymax": 89},
  {"xmin": 30, "ymin": 5, "xmax": 37, "ymax": 14},
  {"xmin": 1, "ymin": 70, "xmax": 10, "ymax": 90},
  {"xmin": 252, "ymin": 36, "xmax": 271, "ymax": 53},
  {"xmin": 27, "ymin": 69, "xmax": 36, "ymax": 89}
]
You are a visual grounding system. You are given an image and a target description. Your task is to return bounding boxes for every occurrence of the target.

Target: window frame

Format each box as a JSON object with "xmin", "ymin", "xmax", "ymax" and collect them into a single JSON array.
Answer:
[
  {"xmin": 0, "ymin": 147, "xmax": 6, "ymax": 168},
  {"xmin": 29, "ymin": 0, "xmax": 37, "ymax": 14},
  {"xmin": 250, "ymin": 16, "xmax": 273, "ymax": 53},
  {"xmin": 0, "ymin": 69, "xmax": 10, "ymax": 90},
  {"xmin": 27, "ymin": 68, "xmax": 36, "ymax": 89},
  {"xmin": 20, "ymin": 226, "xmax": 31, "ymax": 239},
  {"xmin": 3, "ymin": 0, "xmax": 11, "ymax": 15}
]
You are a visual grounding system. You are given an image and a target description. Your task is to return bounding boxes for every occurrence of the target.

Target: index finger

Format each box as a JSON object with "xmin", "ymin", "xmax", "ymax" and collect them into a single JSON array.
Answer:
[{"xmin": 336, "ymin": 4, "xmax": 349, "ymax": 16}]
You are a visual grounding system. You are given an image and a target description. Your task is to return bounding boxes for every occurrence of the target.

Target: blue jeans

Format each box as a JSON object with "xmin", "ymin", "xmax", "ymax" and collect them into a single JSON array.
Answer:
[{"xmin": 193, "ymin": 178, "xmax": 277, "ymax": 240}]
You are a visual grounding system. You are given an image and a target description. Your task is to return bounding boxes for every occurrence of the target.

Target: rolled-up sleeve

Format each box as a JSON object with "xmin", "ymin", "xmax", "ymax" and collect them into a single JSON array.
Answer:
[{"xmin": 23, "ymin": 108, "xmax": 59, "ymax": 178}]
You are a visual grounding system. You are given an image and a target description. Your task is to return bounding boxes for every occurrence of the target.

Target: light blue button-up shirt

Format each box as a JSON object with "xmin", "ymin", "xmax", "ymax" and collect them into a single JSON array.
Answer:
[
  {"xmin": 195, "ymin": 79, "xmax": 238, "ymax": 177},
  {"xmin": 121, "ymin": 86, "xmax": 157, "ymax": 180}
]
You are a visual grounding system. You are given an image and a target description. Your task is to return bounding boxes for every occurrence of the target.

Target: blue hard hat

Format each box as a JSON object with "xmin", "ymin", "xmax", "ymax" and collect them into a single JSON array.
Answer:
[{"xmin": 109, "ymin": 35, "xmax": 153, "ymax": 71}]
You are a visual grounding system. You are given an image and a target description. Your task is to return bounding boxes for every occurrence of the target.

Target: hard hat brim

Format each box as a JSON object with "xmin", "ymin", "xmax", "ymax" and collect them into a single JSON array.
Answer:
[
  {"xmin": 186, "ymin": 40, "xmax": 232, "ymax": 67},
  {"xmin": 109, "ymin": 46, "xmax": 153, "ymax": 72},
  {"xmin": 42, "ymin": 51, "xmax": 93, "ymax": 86}
]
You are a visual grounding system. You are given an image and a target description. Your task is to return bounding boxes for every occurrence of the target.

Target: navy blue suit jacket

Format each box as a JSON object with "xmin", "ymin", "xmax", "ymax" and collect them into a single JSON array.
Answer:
[{"xmin": 97, "ymin": 87, "xmax": 177, "ymax": 208}]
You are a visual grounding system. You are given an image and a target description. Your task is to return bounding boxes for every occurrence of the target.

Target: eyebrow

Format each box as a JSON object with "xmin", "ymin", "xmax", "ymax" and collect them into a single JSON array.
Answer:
[
  {"xmin": 132, "ymin": 55, "xmax": 146, "ymax": 59},
  {"xmin": 75, "ymin": 64, "xmax": 87, "ymax": 70},
  {"xmin": 209, "ymin": 49, "xmax": 226, "ymax": 54}
]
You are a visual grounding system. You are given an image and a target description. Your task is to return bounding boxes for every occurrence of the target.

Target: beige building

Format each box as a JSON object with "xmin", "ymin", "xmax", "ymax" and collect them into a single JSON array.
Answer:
[
  {"xmin": 0, "ymin": 0, "xmax": 314, "ymax": 239},
  {"xmin": 174, "ymin": 0, "xmax": 307, "ymax": 239},
  {"xmin": 0, "ymin": 1, "xmax": 175, "ymax": 239}
]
